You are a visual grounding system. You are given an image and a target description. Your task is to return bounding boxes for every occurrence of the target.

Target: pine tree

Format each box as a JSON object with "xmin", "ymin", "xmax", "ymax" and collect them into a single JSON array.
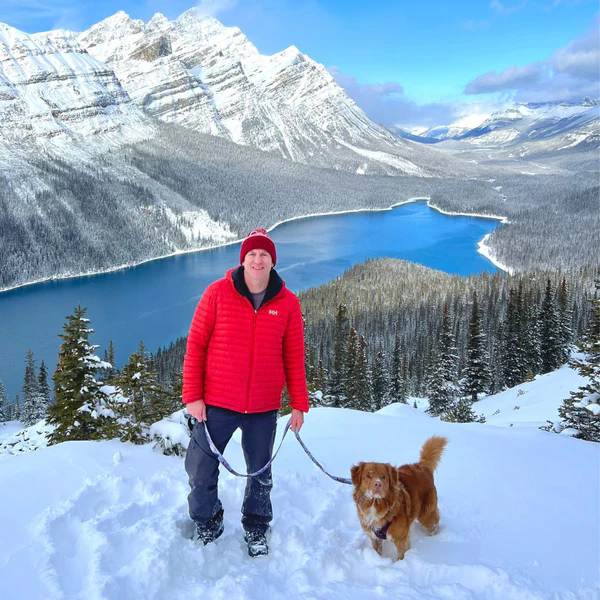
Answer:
[
  {"xmin": 26, "ymin": 359, "xmax": 51, "ymax": 425},
  {"xmin": 21, "ymin": 350, "xmax": 39, "ymax": 427},
  {"xmin": 371, "ymin": 348, "xmax": 387, "ymax": 411},
  {"xmin": 47, "ymin": 305, "xmax": 110, "ymax": 444},
  {"xmin": 399, "ymin": 354, "xmax": 410, "ymax": 404},
  {"xmin": 504, "ymin": 287, "xmax": 527, "ymax": 387},
  {"xmin": 355, "ymin": 335, "xmax": 371, "ymax": 411},
  {"xmin": 557, "ymin": 277, "xmax": 573, "ymax": 364},
  {"xmin": 522, "ymin": 295, "xmax": 542, "ymax": 377},
  {"xmin": 427, "ymin": 305, "xmax": 460, "ymax": 416},
  {"xmin": 540, "ymin": 279, "xmax": 563, "ymax": 373},
  {"xmin": 551, "ymin": 286, "xmax": 600, "ymax": 441},
  {"xmin": 344, "ymin": 327, "xmax": 359, "ymax": 409},
  {"xmin": 329, "ymin": 304, "xmax": 349, "ymax": 402},
  {"xmin": 104, "ymin": 349, "xmax": 169, "ymax": 443},
  {"xmin": 462, "ymin": 292, "xmax": 491, "ymax": 401},
  {"xmin": 441, "ymin": 398, "xmax": 478, "ymax": 423},
  {"xmin": 0, "ymin": 379, "xmax": 7, "ymax": 422},
  {"xmin": 101, "ymin": 340, "xmax": 117, "ymax": 382},
  {"xmin": 389, "ymin": 332, "xmax": 403, "ymax": 402}
]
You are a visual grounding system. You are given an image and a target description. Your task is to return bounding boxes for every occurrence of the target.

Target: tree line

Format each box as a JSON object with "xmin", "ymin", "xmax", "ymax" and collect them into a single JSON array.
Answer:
[{"xmin": 1, "ymin": 260, "xmax": 598, "ymax": 443}]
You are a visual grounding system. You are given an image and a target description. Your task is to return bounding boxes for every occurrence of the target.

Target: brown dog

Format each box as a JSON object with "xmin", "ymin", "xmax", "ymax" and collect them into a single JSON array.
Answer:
[{"xmin": 350, "ymin": 436, "xmax": 448, "ymax": 560}]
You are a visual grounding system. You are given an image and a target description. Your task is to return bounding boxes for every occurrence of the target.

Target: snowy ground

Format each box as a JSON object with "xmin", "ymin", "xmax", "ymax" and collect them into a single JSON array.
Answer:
[{"xmin": 0, "ymin": 365, "xmax": 598, "ymax": 600}]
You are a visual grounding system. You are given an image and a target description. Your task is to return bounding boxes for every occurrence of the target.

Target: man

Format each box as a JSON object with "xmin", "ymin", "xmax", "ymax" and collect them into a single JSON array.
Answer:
[{"xmin": 182, "ymin": 228, "xmax": 309, "ymax": 557}]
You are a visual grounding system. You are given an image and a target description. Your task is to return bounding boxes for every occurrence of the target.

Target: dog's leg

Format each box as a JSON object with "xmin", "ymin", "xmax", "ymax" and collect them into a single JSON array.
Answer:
[
  {"xmin": 370, "ymin": 536, "xmax": 383, "ymax": 555},
  {"xmin": 418, "ymin": 490, "xmax": 441, "ymax": 535},
  {"xmin": 392, "ymin": 532, "xmax": 410, "ymax": 560}
]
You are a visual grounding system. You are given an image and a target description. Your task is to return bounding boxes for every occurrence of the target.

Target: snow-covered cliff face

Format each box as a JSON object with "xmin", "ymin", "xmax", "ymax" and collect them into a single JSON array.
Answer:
[
  {"xmin": 76, "ymin": 9, "xmax": 421, "ymax": 168},
  {"xmin": 0, "ymin": 23, "xmax": 148, "ymax": 147}
]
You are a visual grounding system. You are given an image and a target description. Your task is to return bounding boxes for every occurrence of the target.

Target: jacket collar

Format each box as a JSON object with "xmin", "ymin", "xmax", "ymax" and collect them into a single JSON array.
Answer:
[{"xmin": 228, "ymin": 266, "xmax": 284, "ymax": 309}]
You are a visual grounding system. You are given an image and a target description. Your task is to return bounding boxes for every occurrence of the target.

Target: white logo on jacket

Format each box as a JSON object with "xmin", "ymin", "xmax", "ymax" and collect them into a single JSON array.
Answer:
[{"xmin": 269, "ymin": 309, "xmax": 278, "ymax": 316}]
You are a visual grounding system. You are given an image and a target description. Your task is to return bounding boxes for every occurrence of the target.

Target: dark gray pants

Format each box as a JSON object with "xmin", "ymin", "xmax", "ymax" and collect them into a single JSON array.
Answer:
[{"xmin": 185, "ymin": 405, "xmax": 277, "ymax": 534}]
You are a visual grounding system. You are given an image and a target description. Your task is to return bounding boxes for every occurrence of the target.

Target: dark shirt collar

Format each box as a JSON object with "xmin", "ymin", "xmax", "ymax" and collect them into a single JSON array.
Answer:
[{"xmin": 231, "ymin": 266, "xmax": 283, "ymax": 309}]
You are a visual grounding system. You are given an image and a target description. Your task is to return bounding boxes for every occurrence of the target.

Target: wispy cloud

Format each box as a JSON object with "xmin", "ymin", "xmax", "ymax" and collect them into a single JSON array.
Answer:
[
  {"xmin": 490, "ymin": 0, "xmax": 527, "ymax": 15},
  {"xmin": 461, "ymin": 20, "xmax": 491, "ymax": 31},
  {"xmin": 328, "ymin": 66, "xmax": 501, "ymax": 130},
  {"xmin": 195, "ymin": 0, "xmax": 237, "ymax": 18},
  {"xmin": 0, "ymin": 0, "xmax": 80, "ymax": 31},
  {"xmin": 464, "ymin": 17, "xmax": 600, "ymax": 101}
]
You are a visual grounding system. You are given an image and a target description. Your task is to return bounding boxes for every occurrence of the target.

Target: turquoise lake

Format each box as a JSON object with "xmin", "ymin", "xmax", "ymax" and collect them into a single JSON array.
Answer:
[{"xmin": 0, "ymin": 201, "xmax": 501, "ymax": 398}]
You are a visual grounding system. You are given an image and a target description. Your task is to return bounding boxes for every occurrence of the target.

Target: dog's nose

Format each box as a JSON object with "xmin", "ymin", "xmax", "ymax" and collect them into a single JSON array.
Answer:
[{"xmin": 374, "ymin": 480, "xmax": 382, "ymax": 489}]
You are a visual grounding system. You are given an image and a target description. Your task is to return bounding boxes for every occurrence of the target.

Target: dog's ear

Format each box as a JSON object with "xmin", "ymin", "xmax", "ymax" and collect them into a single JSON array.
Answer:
[
  {"xmin": 388, "ymin": 465, "xmax": 398, "ymax": 488},
  {"xmin": 350, "ymin": 463, "xmax": 364, "ymax": 486}
]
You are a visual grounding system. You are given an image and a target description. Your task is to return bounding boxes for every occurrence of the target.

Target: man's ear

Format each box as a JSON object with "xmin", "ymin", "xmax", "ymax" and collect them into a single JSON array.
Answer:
[{"xmin": 351, "ymin": 463, "xmax": 364, "ymax": 486}]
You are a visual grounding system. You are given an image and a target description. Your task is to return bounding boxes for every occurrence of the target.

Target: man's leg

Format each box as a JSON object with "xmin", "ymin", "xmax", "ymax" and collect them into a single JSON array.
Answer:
[
  {"xmin": 185, "ymin": 406, "xmax": 239, "ymax": 537},
  {"xmin": 239, "ymin": 410, "xmax": 278, "ymax": 534}
]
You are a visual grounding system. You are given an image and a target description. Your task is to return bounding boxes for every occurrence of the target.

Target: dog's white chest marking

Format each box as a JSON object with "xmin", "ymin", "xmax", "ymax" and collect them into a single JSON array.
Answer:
[{"xmin": 360, "ymin": 503, "xmax": 383, "ymax": 527}]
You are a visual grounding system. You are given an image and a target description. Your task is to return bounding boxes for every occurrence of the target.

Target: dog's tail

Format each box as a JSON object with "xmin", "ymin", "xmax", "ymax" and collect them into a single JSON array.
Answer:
[{"xmin": 419, "ymin": 436, "xmax": 448, "ymax": 472}]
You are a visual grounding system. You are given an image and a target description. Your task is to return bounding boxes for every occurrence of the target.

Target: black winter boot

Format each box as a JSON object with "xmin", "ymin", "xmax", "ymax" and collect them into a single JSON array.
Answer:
[
  {"xmin": 195, "ymin": 509, "xmax": 224, "ymax": 545},
  {"xmin": 244, "ymin": 529, "xmax": 269, "ymax": 557}
]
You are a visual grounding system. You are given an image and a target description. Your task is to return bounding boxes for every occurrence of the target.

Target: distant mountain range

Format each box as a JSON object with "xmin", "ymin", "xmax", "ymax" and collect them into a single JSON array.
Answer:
[{"xmin": 393, "ymin": 99, "xmax": 599, "ymax": 151}]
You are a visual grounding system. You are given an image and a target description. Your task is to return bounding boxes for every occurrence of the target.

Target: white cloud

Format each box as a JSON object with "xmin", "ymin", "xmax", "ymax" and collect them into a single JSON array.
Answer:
[
  {"xmin": 195, "ymin": 0, "xmax": 237, "ymax": 18},
  {"xmin": 490, "ymin": 0, "xmax": 527, "ymax": 15},
  {"xmin": 464, "ymin": 17, "xmax": 599, "ymax": 102}
]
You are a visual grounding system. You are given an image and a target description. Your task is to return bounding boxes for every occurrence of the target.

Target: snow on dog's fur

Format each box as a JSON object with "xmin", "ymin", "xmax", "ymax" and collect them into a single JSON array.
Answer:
[{"xmin": 351, "ymin": 436, "xmax": 448, "ymax": 560}]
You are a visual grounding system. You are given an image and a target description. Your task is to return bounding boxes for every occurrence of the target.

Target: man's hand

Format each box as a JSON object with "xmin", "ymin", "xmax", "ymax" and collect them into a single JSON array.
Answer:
[
  {"xmin": 290, "ymin": 408, "xmax": 304, "ymax": 432},
  {"xmin": 186, "ymin": 399, "xmax": 207, "ymax": 422}
]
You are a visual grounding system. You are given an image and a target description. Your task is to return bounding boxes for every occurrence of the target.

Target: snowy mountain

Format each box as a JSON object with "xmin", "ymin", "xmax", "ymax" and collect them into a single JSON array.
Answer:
[
  {"xmin": 74, "ymin": 9, "xmax": 455, "ymax": 175},
  {"xmin": 1, "ymin": 363, "xmax": 598, "ymax": 599},
  {"xmin": 420, "ymin": 99, "xmax": 599, "ymax": 150},
  {"xmin": 0, "ymin": 9, "xmax": 467, "ymax": 177},
  {"xmin": 0, "ymin": 23, "xmax": 148, "ymax": 147}
]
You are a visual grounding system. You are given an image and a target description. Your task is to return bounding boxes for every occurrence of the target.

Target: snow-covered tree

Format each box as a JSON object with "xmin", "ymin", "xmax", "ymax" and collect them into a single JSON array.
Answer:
[
  {"xmin": 557, "ymin": 277, "xmax": 573, "ymax": 364},
  {"xmin": 344, "ymin": 327, "xmax": 359, "ymax": 409},
  {"xmin": 47, "ymin": 304, "xmax": 110, "ymax": 444},
  {"xmin": 329, "ymin": 303, "xmax": 349, "ymax": 402},
  {"xmin": 104, "ymin": 348, "xmax": 172, "ymax": 443},
  {"xmin": 0, "ymin": 379, "xmax": 7, "ymax": 422},
  {"xmin": 441, "ymin": 398, "xmax": 479, "ymax": 423},
  {"xmin": 20, "ymin": 350, "xmax": 39, "ymax": 427},
  {"xmin": 550, "ymin": 287, "xmax": 600, "ymax": 442},
  {"xmin": 540, "ymin": 279, "xmax": 563, "ymax": 374},
  {"xmin": 504, "ymin": 287, "xmax": 527, "ymax": 388},
  {"xmin": 355, "ymin": 335, "xmax": 371, "ymax": 411},
  {"xmin": 427, "ymin": 305, "xmax": 460, "ymax": 416},
  {"xmin": 371, "ymin": 348, "xmax": 387, "ymax": 411},
  {"xmin": 462, "ymin": 292, "xmax": 491, "ymax": 401}
]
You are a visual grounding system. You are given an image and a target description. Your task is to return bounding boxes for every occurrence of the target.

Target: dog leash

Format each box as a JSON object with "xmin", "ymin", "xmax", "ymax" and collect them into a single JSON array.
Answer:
[{"xmin": 188, "ymin": 415, "xmax": 352, "ymax": 485}]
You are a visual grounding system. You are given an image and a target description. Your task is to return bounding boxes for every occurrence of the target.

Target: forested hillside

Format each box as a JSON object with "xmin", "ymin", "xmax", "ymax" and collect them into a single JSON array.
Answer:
[{"xmin": 1, "ymin": 123, "xmax": 598, "ymax": 290}]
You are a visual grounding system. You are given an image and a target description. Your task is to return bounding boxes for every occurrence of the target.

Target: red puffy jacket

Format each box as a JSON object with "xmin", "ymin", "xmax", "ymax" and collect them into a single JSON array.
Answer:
[{"xmin": 182, "ymin": 267, "xmax": 309, "ymax": 413}]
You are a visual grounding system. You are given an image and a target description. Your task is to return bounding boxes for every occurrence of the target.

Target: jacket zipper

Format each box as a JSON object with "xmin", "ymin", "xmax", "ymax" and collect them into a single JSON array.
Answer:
[{"xmin": 244, "ymin": 308, "xmax": 258, "ymax": 413}]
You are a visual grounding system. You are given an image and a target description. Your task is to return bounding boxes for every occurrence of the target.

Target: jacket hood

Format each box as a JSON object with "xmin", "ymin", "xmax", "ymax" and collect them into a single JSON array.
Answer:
[{"xmin": 226, "ymin": 266, "xmax": 285, "ymax": 308}]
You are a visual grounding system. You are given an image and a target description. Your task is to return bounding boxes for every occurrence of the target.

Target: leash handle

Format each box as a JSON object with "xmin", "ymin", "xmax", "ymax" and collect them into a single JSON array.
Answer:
[
  {"xmin": 293, "ymin": 429, "xmax": 352, "ymax": 485},
  {"xmin": 200, "ymin": 417, "xmax": 291, "ymax": 478},
  {"xmin": 188, "ymin": 414, "xmax": 352, "ymax": 485}
]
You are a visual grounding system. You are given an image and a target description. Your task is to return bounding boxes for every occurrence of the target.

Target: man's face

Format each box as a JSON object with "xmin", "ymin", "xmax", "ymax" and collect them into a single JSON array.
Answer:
[{"xmin": 242, "ymin": 248, "xmax": 273, "ymax": 287}]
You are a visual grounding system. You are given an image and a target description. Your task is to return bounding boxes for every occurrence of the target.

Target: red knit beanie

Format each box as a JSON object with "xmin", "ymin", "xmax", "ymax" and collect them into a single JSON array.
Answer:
[{"xmin": 240, "ymin": 228, "xmax": 277, "ymax": 266}]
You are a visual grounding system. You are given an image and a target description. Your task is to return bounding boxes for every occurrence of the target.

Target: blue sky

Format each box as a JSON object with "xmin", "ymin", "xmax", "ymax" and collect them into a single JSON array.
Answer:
[{"xmin": 1, "ymin": 0, "xmax": 598, "ymax": 129}]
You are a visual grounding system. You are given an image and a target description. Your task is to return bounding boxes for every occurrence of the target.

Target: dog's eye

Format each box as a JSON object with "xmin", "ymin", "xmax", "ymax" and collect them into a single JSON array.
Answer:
[
  {"xmin": 382, "ymin": 476, "xmax": 386, "ymax": 480},
  {"xmin": 366, "ymin": 474, "xmax": 371, "ymax": 479}
]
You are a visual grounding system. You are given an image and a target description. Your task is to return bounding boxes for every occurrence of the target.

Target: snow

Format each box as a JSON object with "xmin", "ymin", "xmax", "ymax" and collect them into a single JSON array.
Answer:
[{"xmin": 0, "ymin": 365, "xmax": 598, "ymax": 600}]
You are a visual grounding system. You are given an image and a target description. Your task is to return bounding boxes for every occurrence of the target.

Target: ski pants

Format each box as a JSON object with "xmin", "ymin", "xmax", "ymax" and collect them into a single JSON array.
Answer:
[{"xmin": 185, "ymin": 404, "xmax": 278, "ymax": 534}]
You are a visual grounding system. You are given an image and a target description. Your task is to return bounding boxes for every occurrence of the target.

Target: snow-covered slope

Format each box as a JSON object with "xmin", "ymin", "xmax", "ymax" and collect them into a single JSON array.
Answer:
[
  {"xmin": 1, "ymin": 364, "xmax": 597, "ymax": 600},
  {"xmin": 0, "ymin": 23, "xmax": 148, "ymax": 147}
]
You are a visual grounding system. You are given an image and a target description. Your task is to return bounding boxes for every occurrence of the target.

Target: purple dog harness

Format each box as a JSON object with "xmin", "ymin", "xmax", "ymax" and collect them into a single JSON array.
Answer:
[{"xmin": 371, "ymin": 520, "xmax": 393, "ymax": 540}]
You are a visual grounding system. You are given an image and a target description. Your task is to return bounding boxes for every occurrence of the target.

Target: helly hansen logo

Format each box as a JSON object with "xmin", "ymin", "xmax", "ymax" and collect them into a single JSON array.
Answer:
[{"xmin": 269, "ymin": 309, "xmax": 278, "ymax": 316}]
